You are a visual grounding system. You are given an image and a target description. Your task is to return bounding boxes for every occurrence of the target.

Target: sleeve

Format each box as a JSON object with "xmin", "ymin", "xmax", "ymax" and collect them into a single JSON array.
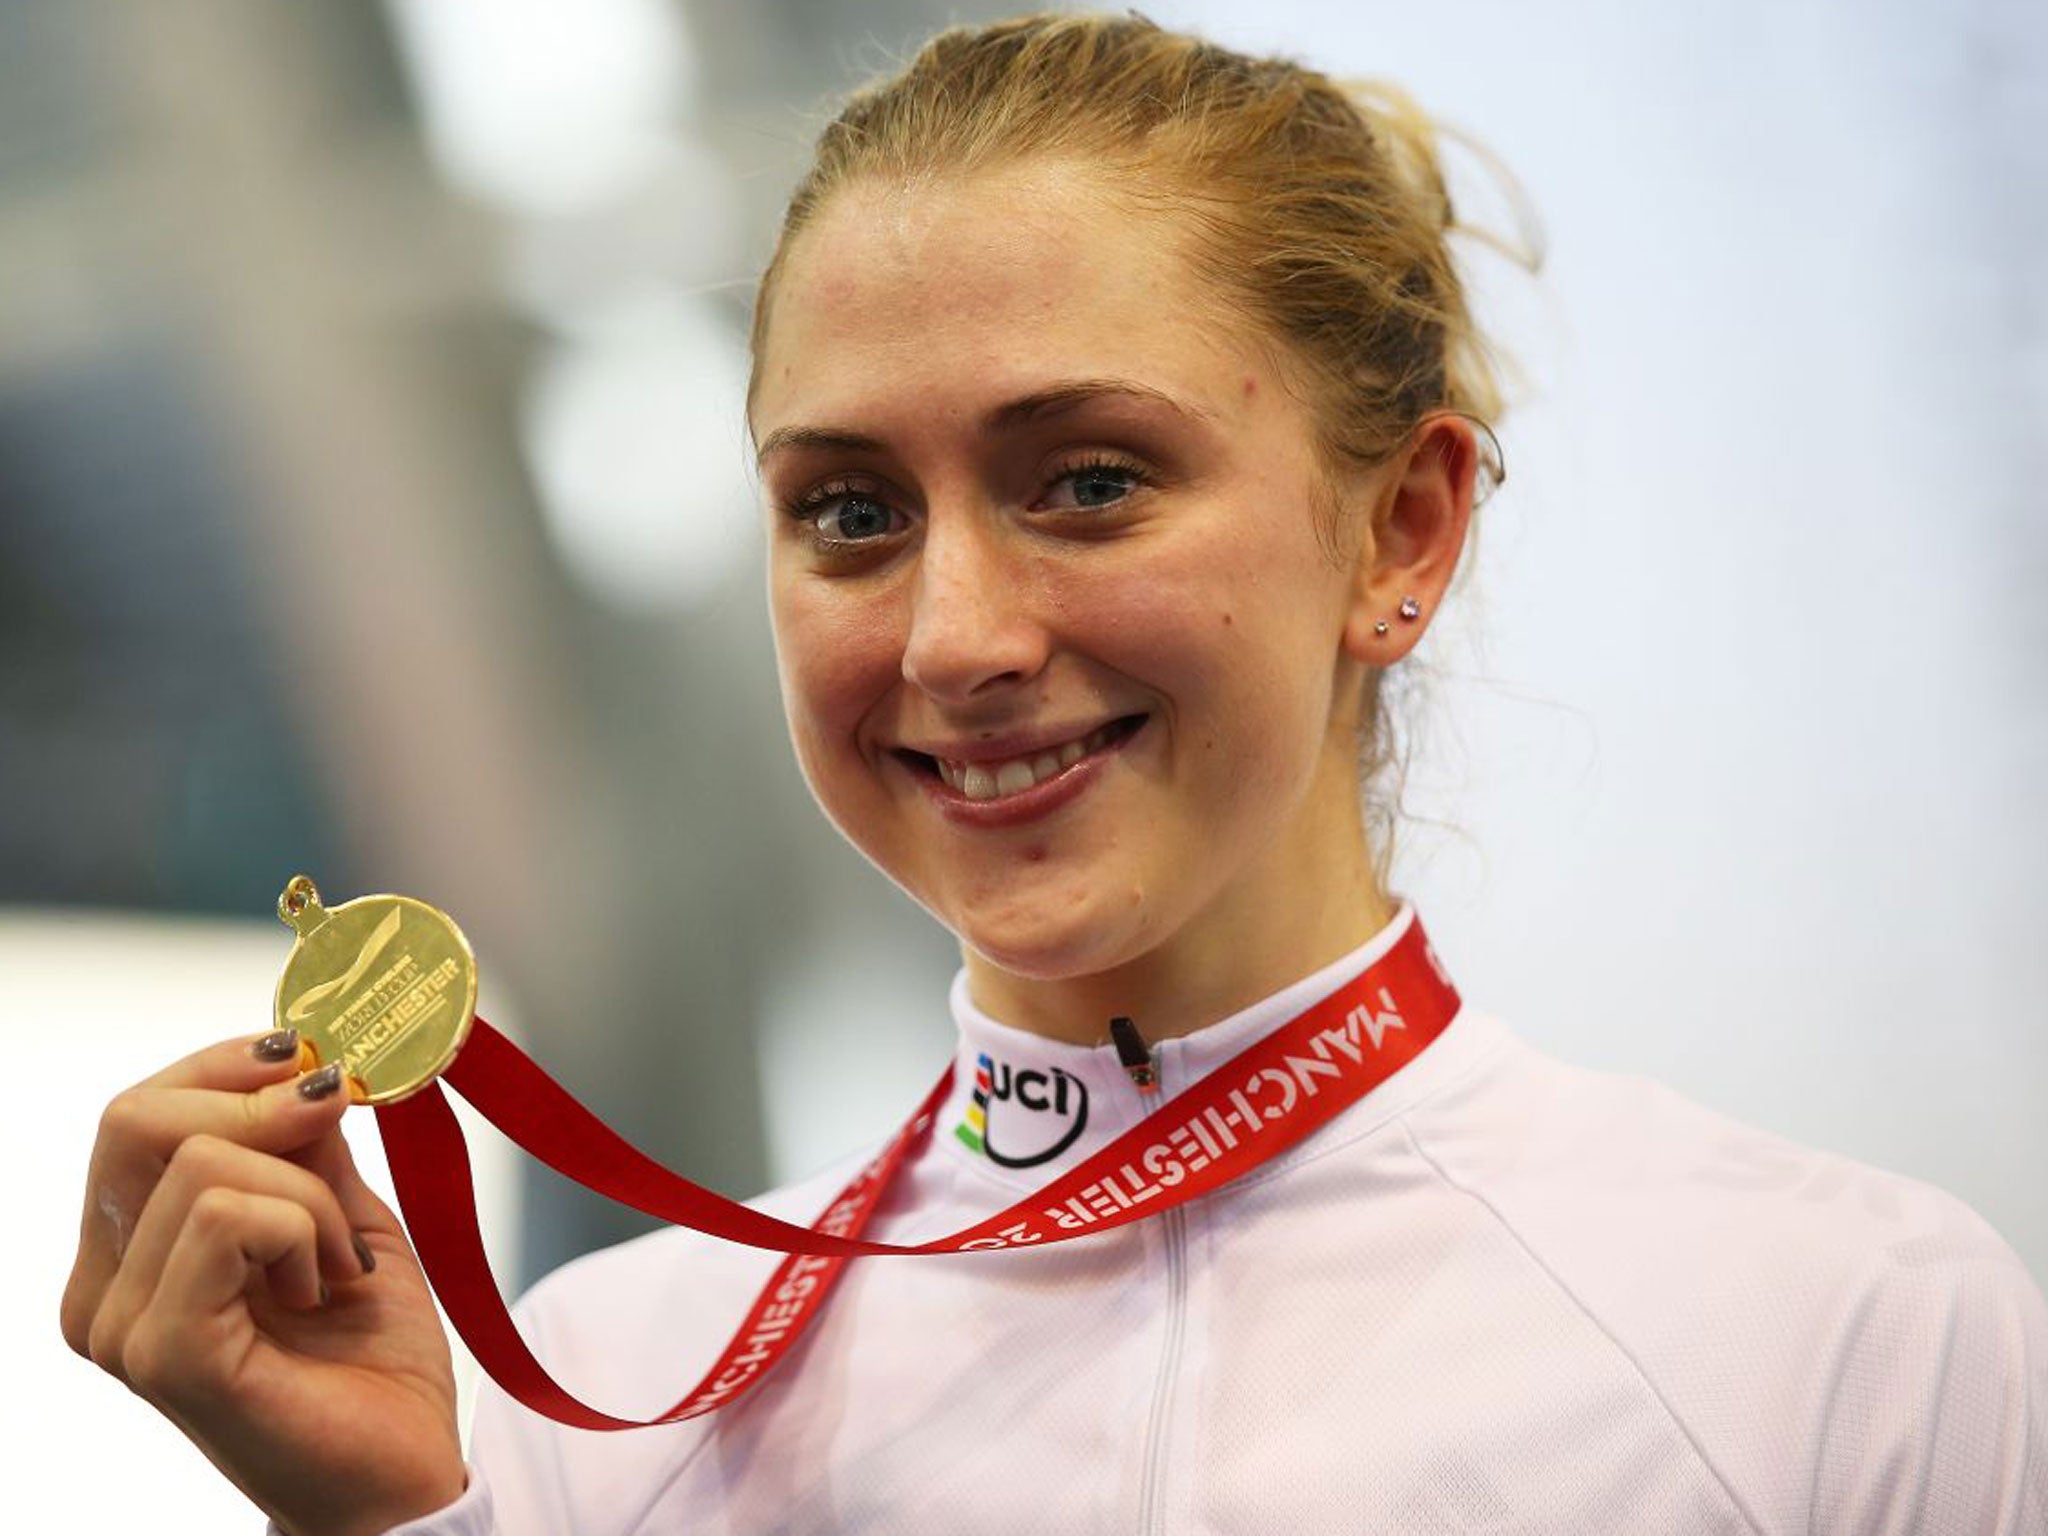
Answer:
[
  {"xmin": 260, "ymin": 1472, "xmax": 494, "ymax": 1536},
  {"xmin": 375, "ymin": 1474, "xmax": 497, "ymax": 1536},
  {"xmin": 1811, "ymin": 1209, "xmax": 2048, "ymax": 1535}
]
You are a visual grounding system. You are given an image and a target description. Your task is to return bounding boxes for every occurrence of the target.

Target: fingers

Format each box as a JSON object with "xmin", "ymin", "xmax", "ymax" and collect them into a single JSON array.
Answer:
[
  {"xmin": 101, "ymin": 1062, "xmax": 352, "ymax": 1169},
  {"xmin": 142, "ymin": 1133, "xmax": 365, "ymax": 1298},
  {"xmin": 64, "ymin": 1042, "xmax": 355, "ymax": 1360},
  {"xmin": 117, "ymin": 1189, "xmax": 324, "ymax": 1407},
  {"xmin": 88, "ymin": 1135, "xmax": 371, "ymax": 1387}
]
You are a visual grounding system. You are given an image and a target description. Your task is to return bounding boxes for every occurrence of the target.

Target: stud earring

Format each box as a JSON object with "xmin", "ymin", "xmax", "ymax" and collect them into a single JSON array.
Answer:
[
  {"xmin": 1398, "ymin": 595, "xmax": 1422, "ymax": 622},
  {"xmin": 1373, "ymin": 620, "xmax": 1390, "ymax": 637}
]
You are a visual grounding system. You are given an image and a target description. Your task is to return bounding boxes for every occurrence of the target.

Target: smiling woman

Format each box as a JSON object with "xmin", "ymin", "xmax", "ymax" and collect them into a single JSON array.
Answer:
[
  {"xmin": 754, "ymin": 152, "xmax": 1459, "ymax": 1038},
  {"xmin": 60, "ymin": 12, "xmax": 2048, "ymax": 1536}
]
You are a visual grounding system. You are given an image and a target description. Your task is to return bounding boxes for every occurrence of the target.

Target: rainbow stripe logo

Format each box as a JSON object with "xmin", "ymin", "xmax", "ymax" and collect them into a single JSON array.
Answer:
[{"xmin": 955, "ymin": 1053, "xmax": 997, "ymax": 1154}]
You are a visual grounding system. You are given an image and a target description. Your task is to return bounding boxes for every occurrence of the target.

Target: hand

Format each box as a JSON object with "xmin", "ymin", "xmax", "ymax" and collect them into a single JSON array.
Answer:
[{"xmin": 61, "ymin": 1031, "xmax": 468, "ymax": 1536}]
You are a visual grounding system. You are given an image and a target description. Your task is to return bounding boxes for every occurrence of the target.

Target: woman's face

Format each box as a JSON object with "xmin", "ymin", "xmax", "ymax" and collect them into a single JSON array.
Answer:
[{"xmin": 752, "ymin": 160, "xmax": 1391, "ymax": 992}]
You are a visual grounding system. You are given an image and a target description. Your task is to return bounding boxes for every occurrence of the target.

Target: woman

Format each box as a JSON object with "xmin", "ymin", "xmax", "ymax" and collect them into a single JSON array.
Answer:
[{"xmin": 62, "ymin": 15, "xmax": 2047, "ymax": 1534}]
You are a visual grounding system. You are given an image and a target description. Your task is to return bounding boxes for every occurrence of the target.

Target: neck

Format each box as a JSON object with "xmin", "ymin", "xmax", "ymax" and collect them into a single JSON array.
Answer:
[{"xmin": 962, "ymin": 844, "xmax": 1394, "ymax": 1049}]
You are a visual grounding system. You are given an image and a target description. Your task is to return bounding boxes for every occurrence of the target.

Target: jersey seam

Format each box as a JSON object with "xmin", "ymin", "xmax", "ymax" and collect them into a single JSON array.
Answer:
[
  {"xmin": 618, "ymin": 1157, "xmax": 987, "ymax": 1530},
  {"xmin": 1400, "ymin": 1119, "xmax": 1771, "ymax": 1536},
  {"xmin": 504, "ymin": 1295, "xmax": 720, "ymax": 1536},
  {"xmin": 616, "ymin": 1393, "xmax": 749, "ymax": 1536},
  {"xmin": 1222, "ymin": 1022, "xmax": 1514, "ymax": 1197},
  {"xmin": 513, "ymin": 1304, "xmax": 589, "ymax": 1532}
]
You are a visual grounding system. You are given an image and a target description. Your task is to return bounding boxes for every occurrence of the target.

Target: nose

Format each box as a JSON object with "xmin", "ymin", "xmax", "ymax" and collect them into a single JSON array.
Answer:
[{"xmin": 900, "ymin": 511, "xmax": 1051, "ymax": 704}]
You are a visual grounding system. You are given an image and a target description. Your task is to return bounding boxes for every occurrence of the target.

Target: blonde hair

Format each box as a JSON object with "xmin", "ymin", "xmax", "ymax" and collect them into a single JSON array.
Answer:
[
  {"xmin": 751, "ymin": 13, "xmax": 1519, "ymax": 481},
  {"xmin": 750, "ymin": 13, "xmax": 1534, "ymax": 860}
]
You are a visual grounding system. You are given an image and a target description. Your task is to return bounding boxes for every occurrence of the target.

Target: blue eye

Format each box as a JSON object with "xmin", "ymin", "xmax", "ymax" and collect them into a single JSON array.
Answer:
[
  {"xmin": 793, "ymin": 485, "xmax": 905, "ymax": 549},
  {"xmin": 1043, "ymin": 459, "xmax": 1145, "ymax": 512},
  {"xmin": 1071, "ymin": 466, "xmax": 1136, "ymax": 506},
  {"xmin": 815, "ymin": 499, "xmax": 888, "ymax": 540}
]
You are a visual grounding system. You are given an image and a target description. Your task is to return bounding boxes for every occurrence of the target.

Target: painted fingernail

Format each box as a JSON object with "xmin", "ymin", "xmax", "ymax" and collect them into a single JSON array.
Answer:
[
  {"xmin": 351, "ymin": 1232, "xmax": 377, "ymax": 1275},
  {"xmin": 251, "ymin": 1028, "xmax": 299, "ymax": 1062},
  {"xmin": 296, "ymin": 1063, "xmax": 344, "ymax": 1101}
]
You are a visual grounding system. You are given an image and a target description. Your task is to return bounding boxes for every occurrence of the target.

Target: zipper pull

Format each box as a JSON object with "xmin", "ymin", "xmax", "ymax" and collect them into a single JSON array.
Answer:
[{"xmin": 1109, "ymin": 1016, "xmax": 1159, "ymax": 1094}]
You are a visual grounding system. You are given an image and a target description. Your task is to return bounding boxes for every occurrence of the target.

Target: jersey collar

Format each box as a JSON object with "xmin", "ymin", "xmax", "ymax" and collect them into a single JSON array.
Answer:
[{"xmin": 936, "ymin": 905, "xmax": 1494, "ymax": 1190}]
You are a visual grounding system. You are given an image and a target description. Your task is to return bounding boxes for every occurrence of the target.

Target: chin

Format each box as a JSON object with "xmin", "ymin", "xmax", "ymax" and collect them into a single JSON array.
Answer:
[{"xmin": 947, "ymin": 892, "xmax": 1153, "ymax": 984}]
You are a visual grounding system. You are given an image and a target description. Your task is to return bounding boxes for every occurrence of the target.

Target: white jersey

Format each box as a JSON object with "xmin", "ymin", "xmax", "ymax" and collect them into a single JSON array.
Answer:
[{"xmin": 384, "ymin": 912, "xmax": 2048, "ymax": 1534}]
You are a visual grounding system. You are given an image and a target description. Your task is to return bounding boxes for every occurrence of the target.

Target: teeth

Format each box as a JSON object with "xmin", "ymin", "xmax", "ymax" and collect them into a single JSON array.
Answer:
[{"xmin": 935, "ymin": 722, "xmax": 1127, "ymax": 802}]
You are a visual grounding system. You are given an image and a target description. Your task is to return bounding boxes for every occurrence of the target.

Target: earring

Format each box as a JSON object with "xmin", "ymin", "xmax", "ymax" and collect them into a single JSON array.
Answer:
[
  {"xmin": 1398, "ymin": 595, "xmax": 1422, "ymax": 622},
  {"xmin": 1373, "ymin": 619, "xmax": 1390, "ymax": 637}
]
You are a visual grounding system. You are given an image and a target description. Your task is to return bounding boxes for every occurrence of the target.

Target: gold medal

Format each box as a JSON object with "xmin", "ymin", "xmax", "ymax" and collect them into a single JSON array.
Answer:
[{"xmin": 273, "ymin": 874, "xmax": 477, "ymax": 1104}]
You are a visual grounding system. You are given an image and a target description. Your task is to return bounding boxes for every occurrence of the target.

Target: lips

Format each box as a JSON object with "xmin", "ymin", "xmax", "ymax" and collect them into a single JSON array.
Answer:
[{"xmin": 895, "ymin": 715, "xmax": 1146, "ymax": 804}]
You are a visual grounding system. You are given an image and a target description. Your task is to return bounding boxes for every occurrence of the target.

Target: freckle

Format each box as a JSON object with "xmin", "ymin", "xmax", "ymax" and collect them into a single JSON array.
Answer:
[{"xmin": 1221, "ymin": 611, "xmax": 1233, "ymax": 627}]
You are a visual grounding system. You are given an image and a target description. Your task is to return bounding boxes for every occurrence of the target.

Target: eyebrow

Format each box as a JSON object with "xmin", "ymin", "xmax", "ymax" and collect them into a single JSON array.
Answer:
[{"xmin": 754, "ymin": 378, "xmax": 1209, "ymax": 466}]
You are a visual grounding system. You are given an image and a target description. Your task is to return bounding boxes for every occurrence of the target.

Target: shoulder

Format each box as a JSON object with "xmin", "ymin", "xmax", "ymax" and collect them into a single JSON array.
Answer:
[
  {"xmin": 1406, "ymin": 1033, "xmax": 2048, "ymax": 1532},
  {"xmin": 1406, "ymin": 1033, "xmax": 2003, "ymax": 1277},
  {"xmin": 1403, "ymin": 1030, "xmax": 2045, "ymax": 1350}
]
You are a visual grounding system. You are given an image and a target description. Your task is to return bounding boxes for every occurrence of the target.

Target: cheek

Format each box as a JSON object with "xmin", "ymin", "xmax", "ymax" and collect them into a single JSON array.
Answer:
[
  {"xmin": 1057, "ymin": 543, "xmax": 1341, "ymax": 745},
  {"xmin": 770, "ymin": 577, "xmax": 903, "ymax": 767}
]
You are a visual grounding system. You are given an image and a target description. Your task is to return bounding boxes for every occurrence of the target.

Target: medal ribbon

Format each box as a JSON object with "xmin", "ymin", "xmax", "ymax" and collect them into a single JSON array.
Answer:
[{"xmin": 376, "ymin": 913, "xmax": 1458, "ymax": 1430}]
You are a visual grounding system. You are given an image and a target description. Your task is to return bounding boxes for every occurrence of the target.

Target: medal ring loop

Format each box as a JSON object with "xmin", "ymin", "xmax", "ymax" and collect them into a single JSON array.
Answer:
[{"xmin": 279, "ymin": 874, "xmax": 321, "ymax": 925}]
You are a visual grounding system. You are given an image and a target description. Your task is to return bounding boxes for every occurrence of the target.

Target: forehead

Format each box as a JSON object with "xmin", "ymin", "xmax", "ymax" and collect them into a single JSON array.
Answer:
[{"xmin": 751, "ymin": 160, "xmax": 1261, "ymax": 431}]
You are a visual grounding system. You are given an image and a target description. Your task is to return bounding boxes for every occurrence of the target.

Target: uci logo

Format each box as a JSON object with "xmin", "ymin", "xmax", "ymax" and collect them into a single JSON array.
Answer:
[{"xmin": 954, "ymin": 1053, "xmax": 1090, "ymax": 1168}]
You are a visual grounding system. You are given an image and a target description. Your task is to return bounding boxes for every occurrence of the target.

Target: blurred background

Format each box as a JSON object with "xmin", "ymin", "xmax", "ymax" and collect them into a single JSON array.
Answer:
[{"xmin": 4, "ymin": 0, "xmax": 2043, "ymax": 1525}]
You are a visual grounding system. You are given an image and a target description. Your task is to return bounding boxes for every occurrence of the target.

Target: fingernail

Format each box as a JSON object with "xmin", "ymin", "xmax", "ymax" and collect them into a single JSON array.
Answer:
[
  {"xmin": 351, "ymin": 1232, "xmax": 377, "ymax": 1275},
  {"xmin": 297, "ymin": 1063, "xmax": 344, "ymax": 1101},
  {"xmin": 319, "ymin": 1279, "xmax": 332, "ymax": 1306},
  {"xmin": 251, "ymin": 1028, "xmax": 299, "ymax": 1062}
]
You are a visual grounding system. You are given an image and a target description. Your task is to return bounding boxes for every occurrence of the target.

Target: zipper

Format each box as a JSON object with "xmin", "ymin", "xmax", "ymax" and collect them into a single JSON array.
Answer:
[
  {"xmin": 1135, "ymin": 1147, "xmax": 1189, "ymax": 1532},
  {"xmin": 1130, "ymin": 1028, "xmax": 1196, "ymax": 1536}
]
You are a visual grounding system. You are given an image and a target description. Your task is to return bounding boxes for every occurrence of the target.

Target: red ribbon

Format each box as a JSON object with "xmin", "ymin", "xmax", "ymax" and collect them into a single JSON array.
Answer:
[{"xmin": 377, "ymin": 913, "xmax": 1459, "ymax": 1429}]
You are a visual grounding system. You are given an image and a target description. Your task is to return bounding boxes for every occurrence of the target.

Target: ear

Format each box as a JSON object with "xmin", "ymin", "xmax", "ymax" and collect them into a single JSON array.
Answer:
[{"xmin": 1339, "ymin": 414, "xmax": 1477, "ymax": 665}]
